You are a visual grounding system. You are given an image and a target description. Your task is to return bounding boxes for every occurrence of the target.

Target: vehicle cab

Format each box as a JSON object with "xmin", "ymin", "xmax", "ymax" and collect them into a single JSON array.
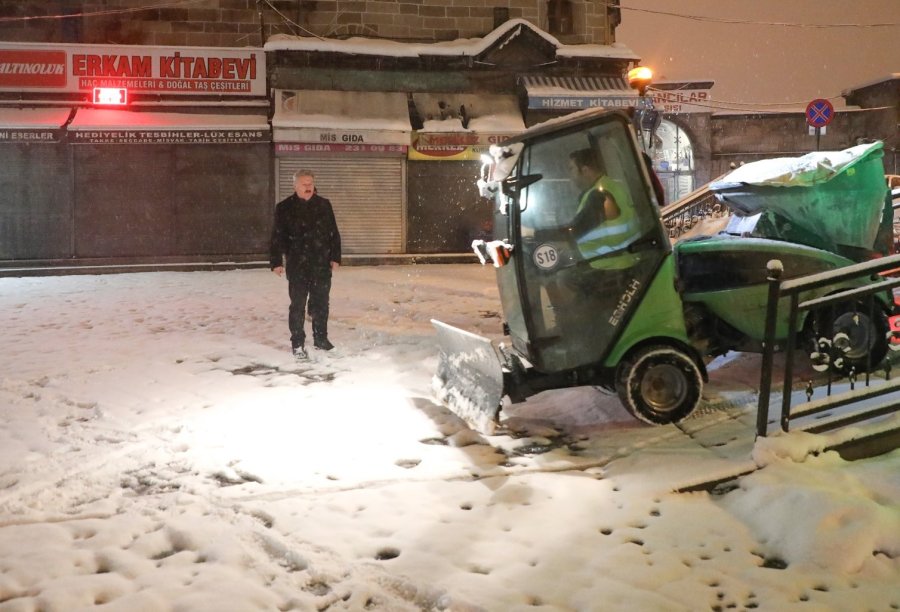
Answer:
[{"xmin": 476, "ymin": 109, "xmax": 673, "ymax": 374}]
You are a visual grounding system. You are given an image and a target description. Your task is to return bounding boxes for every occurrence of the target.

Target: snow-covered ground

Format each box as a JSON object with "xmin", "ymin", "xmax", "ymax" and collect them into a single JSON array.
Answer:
[{"xmin": 0, "ymin": 264, "xmax": 897, "ymax": 611}]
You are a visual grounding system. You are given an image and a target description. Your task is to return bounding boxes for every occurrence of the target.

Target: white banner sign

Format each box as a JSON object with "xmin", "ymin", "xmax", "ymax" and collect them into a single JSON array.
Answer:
[
  {"xmin": 650, "ymin": 87, "xmax": 713, "ymax": 114},
  {"xmin": 0, "ymin": 42, "xmax": 264, "ymax": 96}
]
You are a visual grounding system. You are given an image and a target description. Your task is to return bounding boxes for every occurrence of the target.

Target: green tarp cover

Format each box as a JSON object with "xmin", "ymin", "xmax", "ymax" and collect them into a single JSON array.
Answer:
[{"xmin": 710, "ymin": 142, "xmax": 888, "ymax": 251}]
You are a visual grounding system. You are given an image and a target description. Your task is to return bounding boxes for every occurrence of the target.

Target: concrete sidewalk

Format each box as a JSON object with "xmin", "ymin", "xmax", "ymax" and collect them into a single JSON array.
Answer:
[{"xmin": 0, "ymin": 253, "xmax": 479, "ymax": 277}]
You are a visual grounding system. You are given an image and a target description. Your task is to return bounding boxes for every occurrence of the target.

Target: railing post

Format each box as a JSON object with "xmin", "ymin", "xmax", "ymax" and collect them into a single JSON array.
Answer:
[
  {"xmin": 780, "ymin": 293, "xmax": 800, "ymax": 432},
  {"xmin": 757, "ymin": 259, "xmax": 784, "ymax": 438}
]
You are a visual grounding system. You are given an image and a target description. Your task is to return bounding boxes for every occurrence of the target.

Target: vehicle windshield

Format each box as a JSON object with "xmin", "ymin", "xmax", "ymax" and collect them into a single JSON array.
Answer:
[{"xmin": 502, "ymin": 114, "xmax": 668, "ymax": 371}]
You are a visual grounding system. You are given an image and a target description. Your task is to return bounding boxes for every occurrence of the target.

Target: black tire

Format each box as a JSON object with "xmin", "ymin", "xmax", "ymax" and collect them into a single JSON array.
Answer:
[
  {"xmin": 615, "ymin": 345, "xmax": 703, "ymax": 425},
  {"xmin": 809, "ymin": 302, "xmax": 889, "ymax": 375}
]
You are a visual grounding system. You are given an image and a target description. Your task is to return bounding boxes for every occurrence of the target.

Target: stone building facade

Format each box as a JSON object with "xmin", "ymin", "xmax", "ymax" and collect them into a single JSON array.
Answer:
[
  {"xmin": 0, "ymin": 0, "xmax": 620, "ymax": 47},
  {"xmin": 0, "ymin": 2, "xmax": 895, "ymax": 266}
]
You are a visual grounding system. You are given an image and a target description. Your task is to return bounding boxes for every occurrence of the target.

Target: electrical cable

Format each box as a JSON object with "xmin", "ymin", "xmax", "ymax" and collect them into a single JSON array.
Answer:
[
  {"xmin": 606, "ymin": 0, "xmax": 899, "ymax": 28},
  {"xmin": 0, "ymin": 0, "xmax": 208, "ymax": 22},
  {"xmin": 260, "ymin": 0, "xmax": 326, "ymax": 40}
]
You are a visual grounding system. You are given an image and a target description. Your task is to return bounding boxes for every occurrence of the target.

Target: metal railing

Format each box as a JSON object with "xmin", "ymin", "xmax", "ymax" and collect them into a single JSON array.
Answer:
[
  {"xmin": 659, "ymin": 175, "xmax": 730, "ymax": 242},
  {"xmin": 757, "ymin": 254, "xmax": 900, "ymax": 437}
]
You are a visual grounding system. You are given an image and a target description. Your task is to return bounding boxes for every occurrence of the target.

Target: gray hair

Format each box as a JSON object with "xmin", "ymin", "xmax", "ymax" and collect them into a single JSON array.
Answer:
[{"xmin": 293, "ymin": 169, "xmax": 316, "ymax": 181}]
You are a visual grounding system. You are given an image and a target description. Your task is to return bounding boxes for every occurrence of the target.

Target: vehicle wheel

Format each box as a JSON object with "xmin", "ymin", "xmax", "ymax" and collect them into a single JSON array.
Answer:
[
  {"xmin": 810, "ymin": 302, "xmax": 889, "ymax": 375},
  {"xmin": 615, "ymin": 345, "xmax": 703, "ymax": 425}
]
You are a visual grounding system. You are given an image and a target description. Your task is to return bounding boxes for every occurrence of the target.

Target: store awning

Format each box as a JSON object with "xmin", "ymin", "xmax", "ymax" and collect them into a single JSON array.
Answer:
[
  {"xmin": 410, "ymin": 93, "xmax": 524, "ymax": 160},
  {"xmin": 520, "ymin": 75, "xmax": 638, "ymax": 111},
  {"xmin": 0, "ymin": 107, "xmax": 72, "ymax": 143},
  {"xmin": 67, "ymin": 109, "xmax": 270, "ymax": 144},
  {"xmin": 272, "ymin": 89, "xmax": 411, "ymax": 147}
]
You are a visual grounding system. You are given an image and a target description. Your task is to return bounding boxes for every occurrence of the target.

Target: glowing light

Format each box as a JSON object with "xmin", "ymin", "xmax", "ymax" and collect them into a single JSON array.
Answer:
[
  {"xmin": 93, "ymin": 87, "xmax": 128, "ymax": 106},
  {"xmin": 627, "ymin": 66, "xmax": 653, "ymax": 94}
]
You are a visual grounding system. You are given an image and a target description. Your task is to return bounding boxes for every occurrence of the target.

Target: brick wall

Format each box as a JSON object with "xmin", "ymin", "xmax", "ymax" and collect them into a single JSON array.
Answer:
[{"xmin": 0, "ymin": 0, "xmax": 614, "ymax": 47}]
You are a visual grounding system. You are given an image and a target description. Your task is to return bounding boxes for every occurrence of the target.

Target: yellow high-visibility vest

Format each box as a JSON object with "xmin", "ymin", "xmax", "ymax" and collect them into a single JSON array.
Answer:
[{"xmin": 575, "ymin": 177, "xmax": 640, "ymax": 269}]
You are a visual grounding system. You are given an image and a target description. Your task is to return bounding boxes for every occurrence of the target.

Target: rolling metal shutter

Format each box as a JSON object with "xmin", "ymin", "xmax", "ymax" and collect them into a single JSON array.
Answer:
[{"xmin": 277, "ymin": 157, "xmax": 405, "ymax": 254}]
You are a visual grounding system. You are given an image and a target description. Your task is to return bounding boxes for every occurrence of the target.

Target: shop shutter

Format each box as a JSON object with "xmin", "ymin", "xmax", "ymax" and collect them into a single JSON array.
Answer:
[
  {"xmin": 0, "ymin": 145, "xmax": 72, "ymax": 259},
  {"xmin": 277, "ymin": 157, "xmax": 405, "ymax": 254}
]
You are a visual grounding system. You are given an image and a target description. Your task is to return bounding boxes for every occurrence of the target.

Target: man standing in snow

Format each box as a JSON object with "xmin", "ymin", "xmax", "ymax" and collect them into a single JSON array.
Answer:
[{"xmin": 270, "ymin": 170, "xmax": 341, "ymax": 360}]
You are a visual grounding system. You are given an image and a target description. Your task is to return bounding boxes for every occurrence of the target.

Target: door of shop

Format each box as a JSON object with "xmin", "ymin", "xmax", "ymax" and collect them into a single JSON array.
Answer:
[
  {"xmin": 276, "ymin": 156, "xmax": 405, "ymax": 254},
  {"xmin": 0, "ymin": 144, "xmax": 72, "ymax": 260},
  {"xmin": 73, "ymin": 143, "xmax": 271, "ymax": 258}
]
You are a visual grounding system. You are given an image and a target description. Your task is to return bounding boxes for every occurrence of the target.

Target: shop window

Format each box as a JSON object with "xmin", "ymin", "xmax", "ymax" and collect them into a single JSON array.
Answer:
[
  {"xmin": 548, "ymin": 0, "xmax": 573, "ymax": 36},
  {"xmin": 646, "ymin": 120, "xmax": 695, "ymax": 204}
]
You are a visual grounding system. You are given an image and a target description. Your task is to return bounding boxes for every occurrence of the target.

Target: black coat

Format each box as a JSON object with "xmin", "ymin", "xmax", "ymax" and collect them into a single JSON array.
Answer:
[{"xmin": 269, "ymin": 192, "xmax": 341, "ymax": 277}]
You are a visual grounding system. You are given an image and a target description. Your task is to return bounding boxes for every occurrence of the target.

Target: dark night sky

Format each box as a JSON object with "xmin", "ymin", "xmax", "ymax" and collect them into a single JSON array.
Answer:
[{"xmin": 616, "ymin": 0, "xmax": 899, "ymax": 110}]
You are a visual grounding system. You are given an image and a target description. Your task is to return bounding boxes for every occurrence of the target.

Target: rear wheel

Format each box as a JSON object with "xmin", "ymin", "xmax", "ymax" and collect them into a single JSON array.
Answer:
[
  {"xmin": 616, "ymin": 345, "xmax": 703, "ymax": 425},
  {"xmin": 807, "ymin": 302, "xmax": 889, "ymax": 375}
]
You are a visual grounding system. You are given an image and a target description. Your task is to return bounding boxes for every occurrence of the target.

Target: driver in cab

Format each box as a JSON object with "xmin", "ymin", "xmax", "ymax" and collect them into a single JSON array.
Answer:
[{"xmin": 566, "ymin": 148, "xmax": 636, "ymax": 267}]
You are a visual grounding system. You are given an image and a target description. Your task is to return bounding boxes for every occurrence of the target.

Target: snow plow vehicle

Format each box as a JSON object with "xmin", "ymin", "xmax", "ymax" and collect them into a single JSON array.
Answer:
[{"xmin": 432, "ymin": 106, "xmax": 893, "ymax": 434}]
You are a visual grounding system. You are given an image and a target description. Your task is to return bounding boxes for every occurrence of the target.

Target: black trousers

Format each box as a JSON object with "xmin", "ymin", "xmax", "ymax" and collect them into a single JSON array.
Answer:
[{"xmin": 287, "ymin": 274, "xmax": 331, "ymax": 348}]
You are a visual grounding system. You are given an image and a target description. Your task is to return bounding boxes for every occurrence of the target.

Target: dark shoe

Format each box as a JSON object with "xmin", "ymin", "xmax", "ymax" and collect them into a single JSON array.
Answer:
[
  {"xmin": 313, "ymin": 338, "xmax": 334, "ymax": 351},
  {"xmin": 292, "ymin": 345, "xmax": 308, "ymax": 360}
]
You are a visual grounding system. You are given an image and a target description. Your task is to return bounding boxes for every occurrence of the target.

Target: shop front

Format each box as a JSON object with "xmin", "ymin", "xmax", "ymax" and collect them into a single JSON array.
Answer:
[
  {"xmin": 265, "ymin": 19, "xmax": 642, "ymax": 257},
  {"xmin": 272, "ymin": 89, "xmax": 411, "ymax": 254},
  {"xmin": 67, "ymin": 109, "xmax": 271, "ymax": 258},
  {"xmin": 645, "ymin": 81, "xmax": 714, "ymax": 203},
  {"xmin": 0, "ymin": 108, "xmax": 73, "ymax": 260},
  {"xmin": 519, "ymin": 74, "xmax": 638, "ymax": 127},
  {"xmin": 519, "ymin": 75, "xmax": 714, "ymax": 205},
  {"xmin": 407, "ymin": 93, "xmax": 525, "ymax": 252},
  {"xmin": 0, "ymin": 41, "xmax": 270, "ymax": 264}
]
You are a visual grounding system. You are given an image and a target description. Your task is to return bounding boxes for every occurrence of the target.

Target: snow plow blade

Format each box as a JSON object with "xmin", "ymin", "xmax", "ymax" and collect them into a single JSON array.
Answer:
[{"xmin": 431, "ymin": 319, "xmax": 505, "ymax": 434}]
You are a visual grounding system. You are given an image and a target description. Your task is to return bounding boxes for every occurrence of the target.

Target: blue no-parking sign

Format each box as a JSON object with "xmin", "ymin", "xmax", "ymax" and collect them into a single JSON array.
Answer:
[{"xmin": 806, "ymin": 98, "xmax": 834, "ymax": 128}]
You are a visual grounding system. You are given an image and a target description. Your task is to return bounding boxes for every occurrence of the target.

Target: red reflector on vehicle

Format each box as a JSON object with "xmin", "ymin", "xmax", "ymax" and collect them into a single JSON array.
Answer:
[{"xmin": 890, "ymin": 315, "xmax": 900, "ymax": 344}]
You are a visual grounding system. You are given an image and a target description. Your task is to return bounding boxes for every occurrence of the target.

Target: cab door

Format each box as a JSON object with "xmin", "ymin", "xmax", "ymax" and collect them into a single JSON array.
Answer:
[{"xmin": 511, "ymin": 115, "xmax": 671, "ymax": 372}]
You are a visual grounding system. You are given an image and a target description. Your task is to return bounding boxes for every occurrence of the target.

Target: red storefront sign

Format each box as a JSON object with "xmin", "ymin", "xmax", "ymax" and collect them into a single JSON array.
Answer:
[
  {"xmin": 410, "ymin": 132, "xmax": 516, "ymax": 161},
  {"xmin": 0, "ymin": 50, "xmax": 67, "ymax": 88},
  {"xmin": 275, "ymin": 143, "xmax": 408, "ymax": 154},
  {"xmin": 0, "ymin": 43, "xmax": 264, "ymax": 96}
]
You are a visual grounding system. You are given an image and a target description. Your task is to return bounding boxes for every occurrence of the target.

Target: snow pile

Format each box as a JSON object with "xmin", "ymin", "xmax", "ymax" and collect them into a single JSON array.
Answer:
[{"xmin": 711, "ymin": 141, "xmax": 883, "ymax": 187}]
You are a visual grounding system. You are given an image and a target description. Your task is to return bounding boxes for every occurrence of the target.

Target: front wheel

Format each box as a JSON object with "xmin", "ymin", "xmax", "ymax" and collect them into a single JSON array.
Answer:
[{"xmin": 615, "ymin": 345, "xmax": 703, "ymax": 425}]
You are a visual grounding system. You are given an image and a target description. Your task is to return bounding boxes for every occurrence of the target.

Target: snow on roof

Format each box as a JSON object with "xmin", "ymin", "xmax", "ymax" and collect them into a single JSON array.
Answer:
[
  {"xmin": 557, "ymin": 42, "xmax": 639, "ymax": 60},
  {"xmin": 0, "ymin": 107, "xmax": 72, "ymax": 128},
  {"xmin": 842, "ymin": 73, "xmax": 900, "ymax": 96},
  {"xmin": 68, "ymin": 109, "xmax": 269, "ymax": 130},
  {"xmin": 265, "ymin": 18, "xmax": 638, "ymax": 61}
]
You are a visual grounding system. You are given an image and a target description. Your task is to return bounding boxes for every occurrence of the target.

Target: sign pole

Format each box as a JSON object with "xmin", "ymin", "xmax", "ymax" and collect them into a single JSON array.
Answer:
[{"xmin": 806, "ymin": 98, "xmax": 834, "ymax": 151}]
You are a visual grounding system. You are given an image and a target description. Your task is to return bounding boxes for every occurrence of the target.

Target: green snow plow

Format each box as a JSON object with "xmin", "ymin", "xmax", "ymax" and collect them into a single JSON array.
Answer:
[{"xmin": 432, "ymin": 107, "xmax": 892, "ymax": 434}]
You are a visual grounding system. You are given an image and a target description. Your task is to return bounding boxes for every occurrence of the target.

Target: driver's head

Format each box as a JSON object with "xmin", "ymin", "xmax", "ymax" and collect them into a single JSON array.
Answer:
[{"xmin": 568, "ymin": 148, "xmax": 603, "ymax": 191}]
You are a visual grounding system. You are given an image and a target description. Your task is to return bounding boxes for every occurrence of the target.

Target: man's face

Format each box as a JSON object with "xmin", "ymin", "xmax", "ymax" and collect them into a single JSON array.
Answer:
[
  {"xmin": 567, "ymin": 159, "xmax": 592, "ymax": 191},
  {"xmin": 294, "ymin": 175, "xmax": 315, "ymax": 200}
]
